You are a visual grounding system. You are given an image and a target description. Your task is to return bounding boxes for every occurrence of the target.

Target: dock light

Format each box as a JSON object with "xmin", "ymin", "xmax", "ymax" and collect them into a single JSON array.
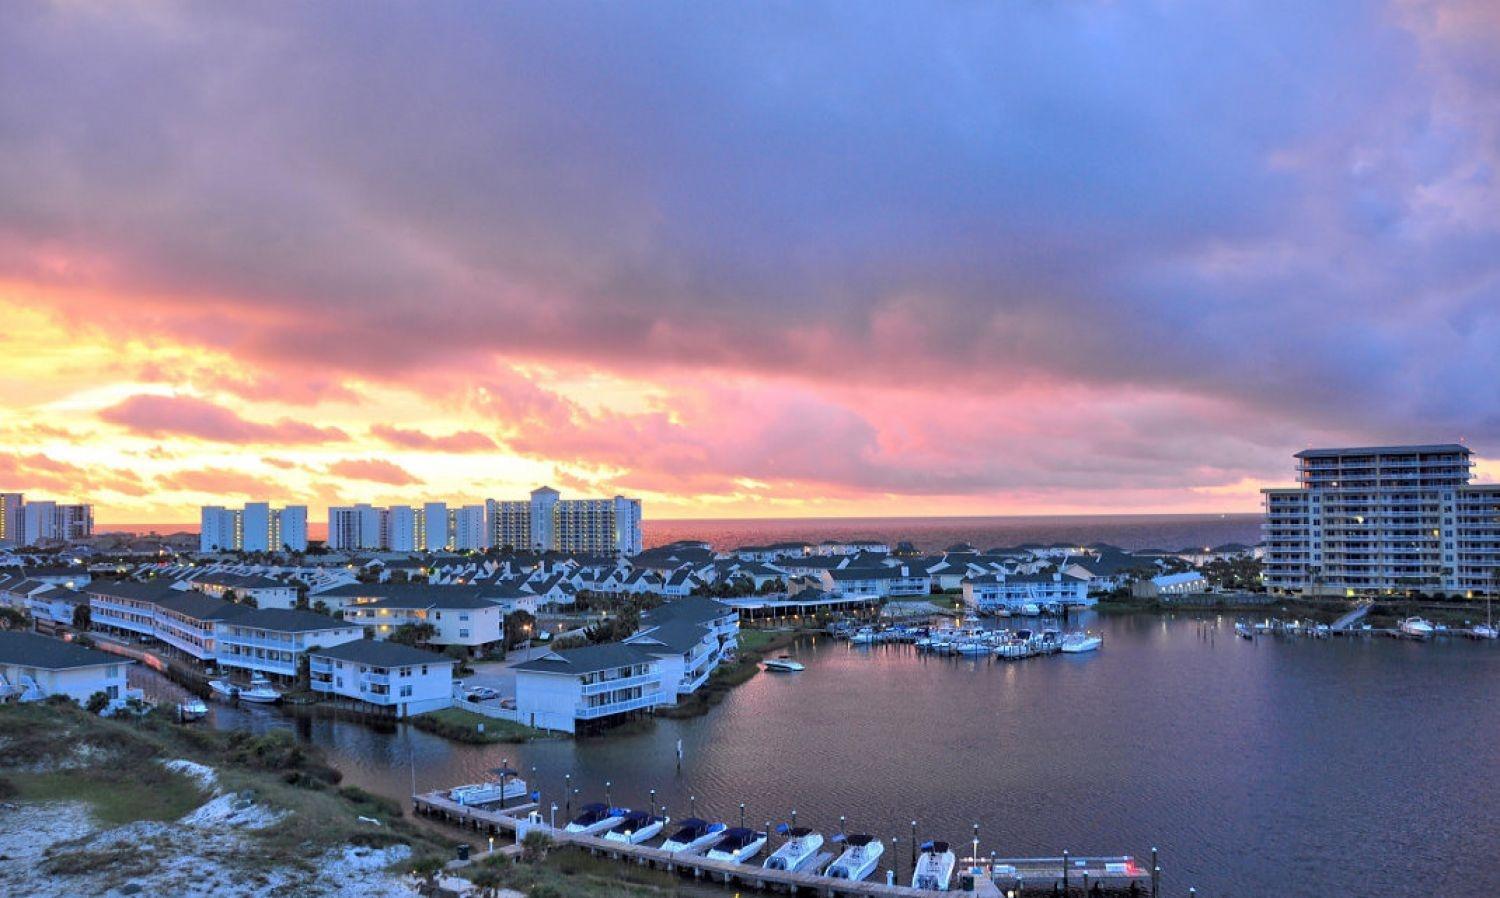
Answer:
[
  {"xmin": 488, "ymin": 836, "xmax": 494, "ymax": 853},
  {"xmin": 690, "ymin": 795, "xmax": 696, "ymax": 817},
  {"xmin": 550, "ymin": 803, "xmax": 557, "ymax": 829},
  {"xmin": 650, "ymin": 789, "xmax": 656, "ymax": 816},
  {"xmin": 739, "ymin": 802, "xmax": 746, "ymax": 828},
  {"xmin": 606, "ymin": 780, "xmax": 612, "ymax": 806}
]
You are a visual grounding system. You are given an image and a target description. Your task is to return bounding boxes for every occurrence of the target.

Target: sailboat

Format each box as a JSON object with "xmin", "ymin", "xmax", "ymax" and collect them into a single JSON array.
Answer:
[{"xmin": 1470, "ymin": 595, "xmax": 1498, "ymax": 640}]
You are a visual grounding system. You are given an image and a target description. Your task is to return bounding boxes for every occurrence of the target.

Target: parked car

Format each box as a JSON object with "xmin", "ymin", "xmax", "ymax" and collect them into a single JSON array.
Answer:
[
  {"xmin": 499, "ymin": 697, "xmax": 517, "ymax": 710},
  {"xmin": 465, "ymin": 686, "xmax": 500, "ymax": 701}
]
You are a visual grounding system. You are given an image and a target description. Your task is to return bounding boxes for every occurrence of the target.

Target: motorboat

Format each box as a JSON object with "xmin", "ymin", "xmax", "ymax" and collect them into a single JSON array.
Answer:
[
  {"xmin": 706, "ymin": 827, "xmax": 767, "ymax": 863},
  {"xmin": 1234, "ymin": 621, "xmax": 1255, "ymax": 640},
  {"xmin": 995, "ymin": 638, "xmax": 1035, "ymax": 660},
  {"xmin": 604, "ymin": 811, "xmax": 669, "ymax": 844},
  {"xmin": 207, "ymin": 673, "xmax": 281, "ymax": 704},
  {"xmin": 564, "ymin": 803, "xmax": 628, "ymax": 834},
  {"xmin": 1398, "ymin": 617, "xmax": 1435, "ymax": 640},
  {"xmin": 450, "ymin": 766, "xmax": 530, "ymax": 805},
  {"xmin": 764, "ymin": 826, "xmax": 824, "ymax": 871},
  {"xmin": 1038, "ymin": 629, "xmax": 1062, "ymax": 653},
  {"xmin": 912, "ymin": 840, "xmax": 957, "ymax": 891},
  {"xmin": 826, "ymin": 834, "xmax": 884, "ymax": 881},
  {"xmin": 1469, "ymin": 597, "xmax": 1497, "ymax": 640},
  {"xmin": 763, "ymin": 655, "xmax": 805, "ymax": 672},
  {"xmin": 1060, "ymin": 632, "xmax": 1102, "ymax": 653},
  {"xmin": 955, "ymin": 640, "xmax": 990, "ymax": 656},
  {"xmin": 177, "ymin": 698, "xmax": 209, "ymax": 721},
  {"xmin": 661, "ymin": 818, "xmax": 727, "ymax": 853},
  {"xmin": 850, "ymin": 628, "xmax": 877, "ymax": 645},
  {"xmin": 1020, "ymin": 603, "xmax": 1042, "ymax": 616}
]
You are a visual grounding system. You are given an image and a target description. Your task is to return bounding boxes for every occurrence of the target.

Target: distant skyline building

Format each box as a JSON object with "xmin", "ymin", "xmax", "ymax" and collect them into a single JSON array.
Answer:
[
  {"xmin": 200, "ymin": 503, "xmax": 308, "ymax": 553},
  {"xmin": 0, "ymin": 493, "xmax": 94, "ymax": 547},
  {"xmin": 1262, "ymin": 444, "xmax": 1500, "ymax": 597},
  {"xmin": 485, "ymin": 486, "xmax": 642, "ymax": 556},
  {"xmin": 326, "ymin": 503, "xmax": 382, "ymax": 551}
]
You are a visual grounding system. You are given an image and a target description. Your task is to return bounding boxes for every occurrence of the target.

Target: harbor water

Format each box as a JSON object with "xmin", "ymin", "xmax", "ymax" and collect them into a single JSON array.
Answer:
[{"xmin": 137, "ymin": 613, "xmax": 1500, "ymax": 897}]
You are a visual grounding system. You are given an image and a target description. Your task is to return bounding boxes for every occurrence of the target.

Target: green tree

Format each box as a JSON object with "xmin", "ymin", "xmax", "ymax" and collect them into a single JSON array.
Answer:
[
  {"xmin": 85, "ymin": 691, "xmax": 111, "ymax": 714},
  {"xmin": 389, "ymin": 622, "xmax": 437, "ymax": 646},
  {"xmin": 71, "ymin": 603, "xmax": 92, "ymax": 631}
]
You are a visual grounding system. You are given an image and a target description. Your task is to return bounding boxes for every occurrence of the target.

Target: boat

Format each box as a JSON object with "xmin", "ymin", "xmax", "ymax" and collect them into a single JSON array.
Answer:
[
  {"xmin": 1060, "ymin": 632, "xmax": 1102, "ymax": 654},
  {"xmin": 850, "ymin": 628, "xmax": 877, "ymax": 645},
  {"xmin": 763, "ymin": 655, "xmax": 805, "ymax": 672},
  {"xmin": 763, "ymin": 826, "xmax": 824, "ymax": 871},
  {"xmin": 1234, "ymin": 621, "xmax": 1254, "ymax": 640},
  {"xmin": 995, "ymin": 637, "xmax": 1035, "ymax": 660},
  {"xmin": 705, "ymin": 827, "xmax": 767, "ymax": 863},
  {"xmin": 1020, "ymin": 603, "xmax": 1042, "ymax": 616},
  {"xmin": 1470, "ymin": 596, "xmax": 1498, "ymax": 640},
  {"xmin": 603, "ymin": 811, "xmax": 669, "ymax": 844},
  {"xmin": 564, "ymin": 803, "xmax": 628, "ymax": 834},
  {"xmin": 207, "ymin": 673, "xmax": 281, "ymax": 704},
  {"xmin": 177, "ymin": 698, "xmax": 209, "ymax": 721},
  {"xmin": 955, "ymin": 640, "xmax": 990, "ymax": 656},
  {"xmin": 911, "ymin": 840, "xmax": 957, "ymax": 891},
  {"xmin": 661, "ymin": 818, "xmax": 727, "ymax": 853},
  {"xmin": 826, "ymin": 834, "xmax": 884, "ymax": 881},
  {"xmin": 450, "ymin": 766, "xmax": 530, "ymax": 805},
  {"xmin": 1398, "ymin": 617, "xmax": 1435, "ymax": 640}
]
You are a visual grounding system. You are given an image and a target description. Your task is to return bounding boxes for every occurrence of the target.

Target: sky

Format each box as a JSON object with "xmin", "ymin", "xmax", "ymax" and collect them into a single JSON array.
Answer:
[{"xmin": 2, "ymin": 1, "xmax": 1499, "ymax": 527}]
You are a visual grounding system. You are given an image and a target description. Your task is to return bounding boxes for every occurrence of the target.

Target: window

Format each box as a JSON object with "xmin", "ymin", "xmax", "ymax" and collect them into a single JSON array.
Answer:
[
  {"xmin": 459, "ymin": 629, "xmax": 470, "ymax": 638},
  {"xmin": 400, "ymin": 685, "xmax": 413, "ymax": 698}
]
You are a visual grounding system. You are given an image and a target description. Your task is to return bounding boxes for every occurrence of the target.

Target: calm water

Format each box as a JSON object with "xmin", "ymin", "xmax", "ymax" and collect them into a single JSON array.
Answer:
[
  {"xmin": 644, "ymin": 514, "xmax": 1262, "ymax": 553},
  {"xmin": 134, "ymin": 614, "xmax": 1500, "ymax": 897}
]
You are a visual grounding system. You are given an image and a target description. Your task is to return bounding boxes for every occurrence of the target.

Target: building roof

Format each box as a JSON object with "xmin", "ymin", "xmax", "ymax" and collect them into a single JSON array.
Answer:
[
  {"xmin": 85, "ymin": 580, "xmax": 185, "ymax": 602},
  {"xmin": 642, "ymin": 597, "xmax": 733, "ymax": 626},
  {"xmin": 153, "ymin": 591, "xmax": 252, "ymax": 621},
  {"xmin": 0, "ymin": 631, "xmax": 131, "ymax": 670},
  {"xmin": 191, "ymin": 573, "xmax": 290, "ymax": 590},
  {"xmin": 1294, "ymin": 444, "xmax": 1469, "ymax": 458},
  {"xmin": 232, "ymin": 608, "xmax": 351, "ymax": 633},
  {"xmin": 318, "ymin": 583, "xmax": 501, "ymax": 609},
  {"xmin": 310, "ymin": 639, "xmax": 454, "ymax": 668},
  {"xmin": 1152, "ymin": 572, "xmax": 1207, "ymax": 586},
  {"xmin": 627, "ymin": 620, "xmax": 711, "ymax": 654},
  {"xmin": 512, "ymin": 642, "xmax": 659, "ymax": 676}
]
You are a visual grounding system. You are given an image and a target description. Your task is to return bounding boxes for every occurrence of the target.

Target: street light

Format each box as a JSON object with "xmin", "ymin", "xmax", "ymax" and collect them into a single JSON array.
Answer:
[
  {"xmin": 739, "ymin": 802, "xmax": 746, "ymax": 829},
  {"xmin": 606, "ymin": 780, "xmax": 612, "ymax": 806},
  {"xmin": 649, "ymin": 789, "xmax": 657, "ymax": 817},
  {"xmin": 550, "ymin": 803, "xmax": 557, "ymax": 829}
]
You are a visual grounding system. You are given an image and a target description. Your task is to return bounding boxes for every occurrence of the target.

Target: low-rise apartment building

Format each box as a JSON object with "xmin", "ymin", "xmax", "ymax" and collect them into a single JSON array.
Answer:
[
  {"xmin": 309, "ymin": 640, "xmax": 455, "ymax": 717},
  {"xmin": 512, "ymin": 643, "xmax": 665, "ymax": 733},
  {"xmin": 962, "ymin": 572, "xmax": 1092, "ymax": 613},
  {"xmin": 0, "ymin": 631, "xmax": 131, "ymax": 706},
  {"xmin": 336, "ymin": 585, "xmax": 504, "ymax": 652}
]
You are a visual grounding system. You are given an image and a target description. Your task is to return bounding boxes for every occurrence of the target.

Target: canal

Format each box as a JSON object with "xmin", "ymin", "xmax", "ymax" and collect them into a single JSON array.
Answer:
[{"xmin": 133, "ymin": 613, "xmax": 1500, "ymax": 897}]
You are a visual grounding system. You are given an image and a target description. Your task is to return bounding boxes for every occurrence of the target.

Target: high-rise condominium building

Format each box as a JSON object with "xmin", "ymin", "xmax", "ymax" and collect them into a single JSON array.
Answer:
[
  {"xmin": 200, "ymin": 503, "xmax": 309, "ymax": 553},
  {"xmin": 485, "ymin": 487, "xmax": 642, "ymax": 556},
  {"xmin": 0, "ymin": 494, "xmax": 94, "ymax": 547},
  {"xmin": 420, "ymin": 502, "xmax": 448, "ymax": 552},
  {"xmin": 1262, "ymin": 444, "xmax": 1500, "ymax": 597},
  {"xmin": 326, "ymin": 504, "xmax": 382, "ymax": 551}
]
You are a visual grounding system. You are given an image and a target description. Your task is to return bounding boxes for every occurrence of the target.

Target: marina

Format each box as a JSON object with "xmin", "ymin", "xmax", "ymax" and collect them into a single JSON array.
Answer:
[{"xmin": 412, "ymin": 787, "xmax": 1154, "ymax": 896}]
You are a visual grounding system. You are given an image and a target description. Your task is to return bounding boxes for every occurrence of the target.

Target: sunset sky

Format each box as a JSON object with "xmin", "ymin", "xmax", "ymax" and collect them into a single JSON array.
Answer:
[{"xmin": 3, "ymin": 1, "xmax": 1499, "ymax": 527}]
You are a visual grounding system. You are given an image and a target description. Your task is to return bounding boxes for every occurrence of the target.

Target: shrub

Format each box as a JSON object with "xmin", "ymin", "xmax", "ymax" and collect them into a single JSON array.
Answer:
[{"xmin": 85, "ymin": 691, "xmax": 111, "ymax": 714}]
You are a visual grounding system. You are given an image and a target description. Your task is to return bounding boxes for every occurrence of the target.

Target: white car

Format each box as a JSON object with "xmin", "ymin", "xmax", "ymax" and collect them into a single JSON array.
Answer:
[{"xmin": 465, "ymin": 686, "xmax": 500, "ymax": 701}]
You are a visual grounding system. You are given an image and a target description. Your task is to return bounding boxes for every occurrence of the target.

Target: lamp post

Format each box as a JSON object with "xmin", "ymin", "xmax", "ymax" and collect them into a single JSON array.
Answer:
[
  {"xmin": 739, "ymin": 802, "xmax": 746, "ymax": 829},
  {"xmin": 911, "ymin": 820, "xmax": 918, "ymax": 876},
  {"xmin": 690, "ymin": 794, "xmax": 696, "ymax": 818},
  {"xmin": 564, "ymin": 774, "xmax": 571, "ymax": 815},
  {"xmin": 971, "ymin": 824, "xmax": 979, "ymax": 872},
  {"xmin": 606, "ymin": 780, "xmax": 612, "ymax": 807},
  {"xmin": 650, "ymin": 789, "xmax": 657, "ymax": 818},
  {"xmin": 550, "ymin": 803, "xmax": 557, "ymax": 829}
]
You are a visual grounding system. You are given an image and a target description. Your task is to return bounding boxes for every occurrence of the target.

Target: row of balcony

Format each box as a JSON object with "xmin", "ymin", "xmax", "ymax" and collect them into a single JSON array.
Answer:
[{"xmin": 576, "ymin": 691, "xmax": 664, "ymax": 718}]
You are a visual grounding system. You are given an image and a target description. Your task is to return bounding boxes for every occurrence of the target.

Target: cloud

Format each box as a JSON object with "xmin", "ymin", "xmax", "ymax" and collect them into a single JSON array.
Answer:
[
  {"xmin": 327, "ymin": 458, "xmax": 421, "ymax": 486},
  {"xmin": 0, "ymin": 452, "xmax": 150, "ymax": 497},
  {"xmin": 97, "ymin": 394, "xmax": 349, "ymax": 444},
  {"xmin": 369, "ymin": 424, "xmax": 497, "ymax": 453},
  {"xmin": 157, "ymin": 467, "xmax": 281, "ymax": 497}
]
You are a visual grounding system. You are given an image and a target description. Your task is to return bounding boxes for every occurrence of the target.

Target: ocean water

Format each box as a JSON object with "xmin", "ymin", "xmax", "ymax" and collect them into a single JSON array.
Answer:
[{"xmin": 645, "ymin": 513, "xmax": 1262, "ymax": 554}]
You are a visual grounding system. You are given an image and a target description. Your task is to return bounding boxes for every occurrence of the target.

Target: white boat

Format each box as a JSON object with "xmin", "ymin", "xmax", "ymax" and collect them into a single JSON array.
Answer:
[
  {"xmin": 208, "ymin": 674, "xmax": 281, "ymax": 704},
  {"xmin": 826, "ymin": 834, "xmax": 884, "ymax": 881},
  {"xmin": 1469, "ymin": 596, "xmax": 1498, "ymax": 639},
  {"xmin": 1020, "ymin": 603, "xmax": 1042, "ymax": 616},
  {"xmin": 763, "ymin": 655, "xmax": 805, "ymax": 672},
  {"xmin": 1398, "ymin": 617, "xmax": 1435, "ymax": 640},
  {"xmin": 706, "ymin": 827, "xmax": 767, "ymax": 863},
  {"xmin": 661, "ymin": 818, "xmax": 727, "ymax": 853},
  {"xmin": 1060, "ymin": 632, "xmax": 1102, "ymax": 654},
  {"xmin": 1235, "ymin": 621, "xmax": 1255, "ymax": 640},
  {"xmin": 955, "ymin": 640, "xmax": 990, "ymax": 656},
  {"xmin": 564, "ymin": 803, "xmax": 628, "ymax": 834},
  {"xmin": 850, "ymin": 628, "xmax": 877, "ymax": 645},
  {"xmin": 604, "ymin": 811, "xmax": 668, "ymax": 844},
  {"xmin": 764, "ymin": 826, "xmax": 824, "ymax": 871},
  {"xmin": 450, "ymin": 776, "xmax": 531, "ymax": 806},
  {"xmin": 912, "ymin": 840, "xmax": 957, "ymax": 891},
  {"xmin": 177, "ymin": 698, "xmax": 209, "ymax": 721}
]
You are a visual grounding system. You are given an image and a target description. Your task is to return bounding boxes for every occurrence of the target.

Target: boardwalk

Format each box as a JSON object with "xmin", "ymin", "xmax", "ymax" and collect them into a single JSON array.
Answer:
[{"xmin": 414, "ymin": 790, "xmax": 1154, "ymax": 896}]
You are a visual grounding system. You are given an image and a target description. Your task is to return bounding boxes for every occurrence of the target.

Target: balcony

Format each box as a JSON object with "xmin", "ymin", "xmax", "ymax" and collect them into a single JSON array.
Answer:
[
  {"xmin": 576, "ymin": 691, "xmax": 664, "ymax": 718},
  {"xmin": 581, "ymin": 672, "xmax": 659, "ymax": 695}
]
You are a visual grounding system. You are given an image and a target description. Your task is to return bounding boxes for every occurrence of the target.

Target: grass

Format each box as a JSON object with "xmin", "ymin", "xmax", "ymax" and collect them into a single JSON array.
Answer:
[
  {"xmin": 411, "ymin": 707, "xmax": 553, "ymax": 744},
  {"xmin": 465, "ymin": 845, "xmax": 689, "ymax": 897},
  {"xmin": 0, "ymin": 700, "xmax": 456, "ymax": 868}
]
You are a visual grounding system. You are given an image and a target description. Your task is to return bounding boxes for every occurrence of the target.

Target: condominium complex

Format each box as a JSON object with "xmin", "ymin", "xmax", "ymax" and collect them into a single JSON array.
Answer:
[
  {"xmin": 1262, "ymin": 444, "xmax": 1500, "ymax": 597},
  {"xmin": 485, "ymin": 487, "xmax": 642, "ymax": 556},
  {"xmin": 326, "ymin": 502, "xmax": 486, "ymax": 552},
  {"xmin": 0, "ymin": 493, "xmax": 94, "ymax": 547},
  {"xmin": 200, "ymin": 503, "xmax": 308, "ymax": 553}
]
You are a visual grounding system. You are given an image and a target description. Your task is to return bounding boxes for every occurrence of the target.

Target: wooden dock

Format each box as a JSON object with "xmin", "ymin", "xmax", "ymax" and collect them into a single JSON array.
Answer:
[{"xmin": 413, "ymin": 790, "xmax": 1154, "ymax": 896}]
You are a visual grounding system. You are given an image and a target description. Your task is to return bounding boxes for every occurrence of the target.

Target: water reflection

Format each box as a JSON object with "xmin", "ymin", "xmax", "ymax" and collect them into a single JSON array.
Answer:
[{"xmin": 133, "ymin": 614, "xmax": 1500, "ymax": 897}]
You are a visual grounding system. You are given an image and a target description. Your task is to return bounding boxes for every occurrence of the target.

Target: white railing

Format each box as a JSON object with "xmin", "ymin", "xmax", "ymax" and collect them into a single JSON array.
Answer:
[
  {"xmin": 580, "ymin": 672, "xmax": 658, "ymax": 695},
  {"xmin": 576, "ymin": 691, "xmax": 663, "ymax": 718}
]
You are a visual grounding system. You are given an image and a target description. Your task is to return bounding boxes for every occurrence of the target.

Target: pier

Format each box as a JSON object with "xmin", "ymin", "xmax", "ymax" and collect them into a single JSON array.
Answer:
[{"xmin": 413, "ymin": 789, "xmax": 1154, "ymax": 896}]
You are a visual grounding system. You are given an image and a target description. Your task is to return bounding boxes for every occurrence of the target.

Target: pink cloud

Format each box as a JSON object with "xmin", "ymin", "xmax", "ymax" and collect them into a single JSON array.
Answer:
[
  {"xmin": 327, "ymin": 458, "xmax": 421, "ymax": 486},
  {"xmin": 158, "ymin": 467, "xmax": 280, "ymax": 497},
  {"xmin": 0, "ymin": 452, "xmax": 150, "ymax": 497},
  {"xmin": 369, "ymin": 424, "xmax": 496, "ymax": 453},
  {"xmin": 98, "ymin": 394, "xmax": 349, "ymax": 444}
]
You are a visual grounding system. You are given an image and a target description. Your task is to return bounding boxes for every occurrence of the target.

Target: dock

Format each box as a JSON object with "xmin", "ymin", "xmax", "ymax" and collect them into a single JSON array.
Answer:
[{"xmin": 414, "ymin": 789, "xmax": 1155, "ymax": 896}]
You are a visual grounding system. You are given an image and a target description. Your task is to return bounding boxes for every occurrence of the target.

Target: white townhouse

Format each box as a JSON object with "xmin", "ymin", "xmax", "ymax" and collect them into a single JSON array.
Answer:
[
  {"xmin": 624, "ymin": 598, "xmax": 740, "ymax": 699},
  {"xmin": 87, "ymin": 581, "xmax": 186, "ymax": 640},
  {"xmin": 309, "ymin": 640, "xmax": 455, "ymax": 717},
  {"xmin": 0, "ymin": 631, "xmax": 131, "ymax": 707},
  {"xmin": 962, "ymin": 572, "xmax": 1093, "ymax": 614},
  {"xmin": 186, "ymin": 573, "xmax": 298, "ymax": 609},
  {"xmin": 27, "ymin": 585, "xmax": 86, "ymax": 634},
  {"xmin": 150, "ymin": 591, "xmax": 253, "ymax": 663},
  {"xmin": 1132, "ymin": 571, "xmax": 1210, "ymax": 599},
  {"xmin": 337, "ymin": 586, "xmax": 505, "ymax": 652},
  {"xmin": 512, "ymin": 643, "xmax": 665, "ymax": 733},
  {"xmin": 216, "ymin": 608, "xmax": 364, "ymax": 682},
  {"xmin": 822, "ymin": 564, "xmax": 930, "ymax": 599},
  {"xmin": 818, "ymin": 540, "xmax": 891, "ymax": 556}
]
